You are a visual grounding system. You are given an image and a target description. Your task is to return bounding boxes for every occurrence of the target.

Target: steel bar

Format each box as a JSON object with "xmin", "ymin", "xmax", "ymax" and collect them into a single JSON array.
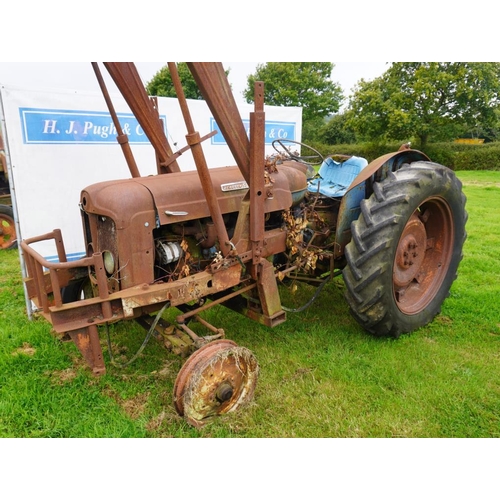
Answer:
[
  {"xmin": 187, "ymin": 63, "xmax": 251, "ymax": 184},
  {"xmin": 176, "ymin": 282, "xmax": 257, "ymax": 324},
  {"xmin": 249, "ymin": 81, "xmax": 265, "ymax": 264},
  {"xmin": 92, "ymin": 63, "xmax": 141, "ymax": 178},
  {"xmin": 167, "ymin": 62, "xmax": 231, "ymax": 256}
]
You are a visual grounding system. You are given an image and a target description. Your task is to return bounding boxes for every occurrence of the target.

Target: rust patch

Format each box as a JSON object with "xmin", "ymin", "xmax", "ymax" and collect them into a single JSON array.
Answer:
[{"xmin": 75, "ymin": 332, "xmax": 91, "ymax": 351}]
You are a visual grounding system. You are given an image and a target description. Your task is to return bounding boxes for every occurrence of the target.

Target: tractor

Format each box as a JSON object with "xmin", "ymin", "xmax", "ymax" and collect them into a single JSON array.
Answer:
[{"xmin": 20, "ymin": 62, "xmax": 467, "ymax": 427}]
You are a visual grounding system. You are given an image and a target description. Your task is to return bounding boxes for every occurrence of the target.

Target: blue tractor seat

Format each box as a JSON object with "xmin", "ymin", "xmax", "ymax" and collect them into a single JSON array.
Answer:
[{"xmin": 307, "ymin": 156, "xmax": 368, "ymax": 198}]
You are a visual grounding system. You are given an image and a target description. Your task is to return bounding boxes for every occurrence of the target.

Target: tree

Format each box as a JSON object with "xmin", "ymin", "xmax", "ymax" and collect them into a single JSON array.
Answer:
[
  {"xmin": 347, "ymin": 63, "xmax": 500, "ymax": 147},
  {"xmin": 459, "ymin": 107, "xmax": 500, "ymax": 142},
  {"xmin": 319, "ymin": 112, "xmax": 357, "ymax": 145},
  {"xmin": 146, "ymin": 63, "xmax": 229, "ymax": 100},
  {"xmin": 244, "ymin": 63, "xmax": 343, "ymax": 123},
  {"xmin": 301, "ymin": 116, "xmax": 326, "ymax": 143}
]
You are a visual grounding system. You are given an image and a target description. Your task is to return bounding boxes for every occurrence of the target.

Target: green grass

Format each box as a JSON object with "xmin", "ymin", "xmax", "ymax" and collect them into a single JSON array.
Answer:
[{"xmin": 0, "ymin": 171, "xmax": 499, "ymax": 437}]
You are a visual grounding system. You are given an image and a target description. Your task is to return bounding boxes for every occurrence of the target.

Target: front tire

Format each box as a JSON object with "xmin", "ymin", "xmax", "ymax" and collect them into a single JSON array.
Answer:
[
  {"xmin": 61, "ymin": 277, "xmax": 95, "ymax": 303},
  {"xmin": 343, "ymin": 162, "xmax": 467, "ymax": 337}
]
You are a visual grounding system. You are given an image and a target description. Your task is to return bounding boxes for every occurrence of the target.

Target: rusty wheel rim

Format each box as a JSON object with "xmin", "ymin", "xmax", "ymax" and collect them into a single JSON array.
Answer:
[
  {"xmin": 0, "ymin": 212, "xmax": 16, "ymax": 249},
  {"xmin": 173, "ymin": 339, "xmax": 259, "ymax": 428},
  {"xmin": 393, "ymin": 196, "xmax": 454, "ymax": 315}
]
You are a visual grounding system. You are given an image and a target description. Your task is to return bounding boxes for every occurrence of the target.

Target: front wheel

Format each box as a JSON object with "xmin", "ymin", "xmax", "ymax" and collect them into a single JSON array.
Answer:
[
  {"xmin": 61, "ymin": 277, "xmax": 95, "ymax": 303},
  {"xmin": 173, "ymin": 340, "xmax": 259, "ymax": 427},
  {"xmin": 343, "ymin": 162, "xmax": 467, "ymax": 337}
]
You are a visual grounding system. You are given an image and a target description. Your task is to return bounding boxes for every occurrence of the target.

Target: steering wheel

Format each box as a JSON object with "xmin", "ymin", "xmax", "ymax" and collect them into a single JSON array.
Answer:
[{"xmin": 272, "ymin": 139, "xmax": 324, "ymax": 167}]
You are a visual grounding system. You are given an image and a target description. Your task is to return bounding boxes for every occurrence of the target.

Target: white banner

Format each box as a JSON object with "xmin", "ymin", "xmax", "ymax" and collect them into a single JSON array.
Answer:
[{"xmin": 0, "ymin": 84, "xmax": 302, "ymax": 261}]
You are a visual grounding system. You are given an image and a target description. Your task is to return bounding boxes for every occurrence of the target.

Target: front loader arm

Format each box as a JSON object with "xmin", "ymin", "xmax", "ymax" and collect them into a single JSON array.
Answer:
[{"xmin": 101, "ymin": 62, "xmax": 181, "ymax": 173}]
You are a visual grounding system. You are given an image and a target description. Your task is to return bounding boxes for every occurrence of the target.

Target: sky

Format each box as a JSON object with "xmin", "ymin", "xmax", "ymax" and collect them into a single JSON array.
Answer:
[{"xmin": 0, "ymin": 62, "xmax": 389, "ymax": 106}]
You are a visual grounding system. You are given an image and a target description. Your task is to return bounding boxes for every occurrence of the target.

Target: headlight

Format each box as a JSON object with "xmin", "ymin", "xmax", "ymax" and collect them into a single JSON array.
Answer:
[{"xmin": 103, "ymin": 251, "xmax": 115, "ymax": 275}]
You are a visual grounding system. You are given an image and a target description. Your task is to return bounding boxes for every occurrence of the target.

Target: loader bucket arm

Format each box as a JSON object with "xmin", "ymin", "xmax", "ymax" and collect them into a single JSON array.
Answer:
[
  {"xmin": 102, "ymin": 62, "xmax": 181, "ymax": 173},
  {"xmin": 187, "ymin": 62, "xmax": 251, "ymax": 185}
]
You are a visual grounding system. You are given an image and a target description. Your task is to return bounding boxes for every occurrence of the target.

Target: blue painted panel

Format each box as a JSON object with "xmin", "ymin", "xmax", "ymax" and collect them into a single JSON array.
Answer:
[
  {"xmin": 19, "ymin": 108, "xmax": 166, "ymax": 145},
  {"xmin": 210, "ymin": 118, "xmax": 296, "ymax": 145}
]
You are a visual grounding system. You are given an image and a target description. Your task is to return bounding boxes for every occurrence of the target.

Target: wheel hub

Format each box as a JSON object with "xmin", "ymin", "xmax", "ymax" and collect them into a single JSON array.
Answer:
[
  {"xmin": 393, "ymin": 197, "xmax": 455, "ymax": 315},
  {"xmin": 394, "ymin": 214, "xmax": 426, "ymax": 288},
  {"xmin": 215, "ymin": 382, "xmax": 234, "ymax": 403}
]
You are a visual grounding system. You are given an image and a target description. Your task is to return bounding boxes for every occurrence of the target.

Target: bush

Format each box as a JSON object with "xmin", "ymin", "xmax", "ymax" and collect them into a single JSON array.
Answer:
[
  {"xmin": 305, "ymin": 141, "xmax": 500, "ymax": 171},
  {"xmin": 421, "ymin": 142, "xmax": 500, "ymax": 170}
]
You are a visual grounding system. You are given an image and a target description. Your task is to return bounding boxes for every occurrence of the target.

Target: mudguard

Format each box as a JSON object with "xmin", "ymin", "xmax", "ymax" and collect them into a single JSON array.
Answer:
[{"xmin": 334, "ymin": 149, "xmax": 431, "ymax": 256}]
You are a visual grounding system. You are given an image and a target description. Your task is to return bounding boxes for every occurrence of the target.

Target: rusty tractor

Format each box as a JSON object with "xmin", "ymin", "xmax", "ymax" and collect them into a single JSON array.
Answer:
[{"xmin": 20, "ymin": 63, "xmax": 467, "ymax": 427}]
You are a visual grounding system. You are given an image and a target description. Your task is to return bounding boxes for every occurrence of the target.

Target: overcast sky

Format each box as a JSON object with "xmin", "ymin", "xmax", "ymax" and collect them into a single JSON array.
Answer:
[{"xmin": 0, "ymin": 62, "xmax": 389, "ymax": 106}]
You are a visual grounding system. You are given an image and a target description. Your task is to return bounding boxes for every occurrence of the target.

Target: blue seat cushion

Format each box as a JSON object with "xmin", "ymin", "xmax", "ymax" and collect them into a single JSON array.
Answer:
[{"xmin": 307, "ymin": 156, "xmax": 368, "ymax": 198}]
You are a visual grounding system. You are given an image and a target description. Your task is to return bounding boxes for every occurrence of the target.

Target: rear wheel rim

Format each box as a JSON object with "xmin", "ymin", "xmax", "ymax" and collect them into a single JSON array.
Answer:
[{"xmin": 393, "ymin": 196, "xmax": 454, "ymax": 315}]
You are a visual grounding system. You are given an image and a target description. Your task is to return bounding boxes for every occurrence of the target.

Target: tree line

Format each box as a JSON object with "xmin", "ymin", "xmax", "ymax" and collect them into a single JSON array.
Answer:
[{"xmin": 146, "ymin": 62, "xmax": 500, "ymax": 148}]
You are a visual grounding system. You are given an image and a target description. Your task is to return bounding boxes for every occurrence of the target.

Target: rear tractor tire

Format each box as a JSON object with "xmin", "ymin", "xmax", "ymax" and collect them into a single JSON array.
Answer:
[{"xmin": 343, "ymin": 162, "xmax": 467, "ymax": 337}]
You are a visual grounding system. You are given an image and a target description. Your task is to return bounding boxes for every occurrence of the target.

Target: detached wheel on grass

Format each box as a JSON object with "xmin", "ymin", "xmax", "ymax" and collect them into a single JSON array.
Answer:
[
  {"xmin": 173, "ymin": 339, "xmax": 259, "ymax": 428},
  {"xmin": 0, "ymin": 205, "xmax": 17, "ymax": 250},
  {"xmin": 343, "ymin": 162, "xmax": 467, "ymax": 337}
]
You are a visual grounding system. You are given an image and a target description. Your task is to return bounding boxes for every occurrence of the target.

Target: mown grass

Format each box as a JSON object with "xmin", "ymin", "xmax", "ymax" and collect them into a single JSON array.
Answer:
[{"xmin": 0, "ymin": 171, "xmax": 499, "ymax": 438}]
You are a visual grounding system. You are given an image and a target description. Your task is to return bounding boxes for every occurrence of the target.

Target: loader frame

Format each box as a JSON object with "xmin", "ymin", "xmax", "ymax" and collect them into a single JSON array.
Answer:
[{"xmin": 20, "ymin": 62, "xmax": 293, "ymax": 374}]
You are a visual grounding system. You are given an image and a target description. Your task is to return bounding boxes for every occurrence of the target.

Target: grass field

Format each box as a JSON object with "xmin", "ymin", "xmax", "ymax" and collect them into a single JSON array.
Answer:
[{"xmin": 0, "ymin": 171, "xmax": 499, "ymax": 438}]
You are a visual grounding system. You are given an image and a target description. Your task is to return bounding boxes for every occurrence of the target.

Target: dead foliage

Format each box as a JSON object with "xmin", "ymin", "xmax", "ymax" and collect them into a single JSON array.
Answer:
[
  {"xmin": 145, "ymin": 405, "xmax": 181, "ymax": 433},
  {"xmin": 12, "ymin": 342, "xmax": 36, "ymax": 357},
  {"xmin": 121, "ymin": 392, "xmax": 149, "ymax": 420},
  {"xmin": 103, "ymin": 387, "xmax": 150, "ymax": 420},
  {"xmin": 47, "ymin": 367, "xmax": 78, "ymax": 385}
]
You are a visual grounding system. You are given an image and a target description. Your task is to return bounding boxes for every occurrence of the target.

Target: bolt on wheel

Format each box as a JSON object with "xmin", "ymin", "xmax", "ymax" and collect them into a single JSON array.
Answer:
[
  {"xmin": 173, "ymin": 339, "xmax": 259, "ymax": 428},
  {"xmin": 393, "ymin": 197, "xmax": 454, "ymax": 315},
  {"xmin": 343, "ymin": 162, "xmax": 467, "ymax": 337}
]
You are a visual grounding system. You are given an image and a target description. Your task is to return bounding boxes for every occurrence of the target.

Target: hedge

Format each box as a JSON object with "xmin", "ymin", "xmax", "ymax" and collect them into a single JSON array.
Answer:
[{"xmin": 305, "ymin": 141, "xmax": 500, "ymax": 171}]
